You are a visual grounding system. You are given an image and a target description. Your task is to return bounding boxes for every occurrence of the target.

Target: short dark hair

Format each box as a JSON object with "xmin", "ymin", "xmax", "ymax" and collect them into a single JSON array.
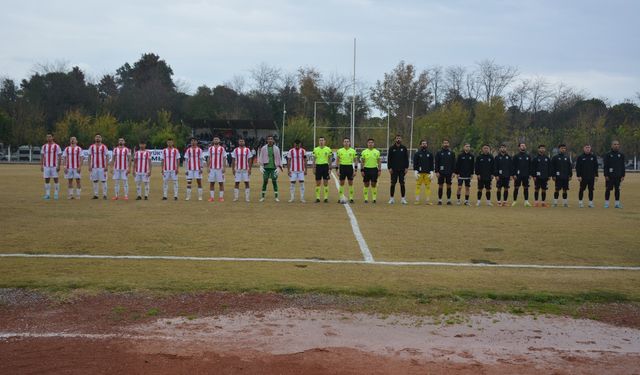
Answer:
[
  {"xmin": 464, "ymin": 143, "xmax": 470, "ymax": 147},
  {"xmin": 267, "ymin": 135, "xmax": 274, "ymax": 139},
  {"xmin": 190, "ymin": 137, "xmax": 197, "ymax": 142},
  {"xmin": 500, "ymin": 144, "xmax": 506, "ymax": 147},
  {"xmin": 343, "ymin": 137, "xmax": 350, "ymax": 141},
  {"xmin": 442, "ymin": 138, "xmax": 449, "ymax": 142},
  {"xmin": 294, "ymin": 139, "xmax": 301, "ymax": 144},
  {"xmin": 558, "ymin": 143, "xmax": 566, "ymax": 148},
  {"xmin": 482, "ymin": 144, "xmax": 490, "ymax": 148},
  {"xmin": 538, "ymin": 144, "xmax": 546, "ymax": 148},
  {"xmin": 318, "ymin": 136, "xmax": 325, "ymax": 139},
  {"xmin": 367, "ymin": 138, "xmax": 374, "ymax": 142},
  {"xmin": 167, "ymin": 138, "xmax": 173, "ymax": 141},
  {"xmin": 518, "ymin": 142, "xmax": 526, "ymax": 147},
  {"xmin": 420, "ymin": 139, "xmax": 427, "ymax": 144},
  {"xmin": 139, "ymin": 140, "xmax": 147, "ymax": 144}
]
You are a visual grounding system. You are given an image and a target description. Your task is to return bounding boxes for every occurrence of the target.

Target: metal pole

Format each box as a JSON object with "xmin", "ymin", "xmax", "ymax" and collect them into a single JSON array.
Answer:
[
  {"xmin": 351, "ymin": 37, "xmax": 356, "ymax": 143},
  {"xmin": 386, "ymin": 106, "xmax": 390, "ymax": 152},
  {"xmin": 313, "ymin": 102, "xmax": 317, "ymax": 149},
  {"xmin": 281, "ymin": 103, "xmax": 286, "ymax": 152},
  {"xmin": 409, "ymin": 101, "xmax": 415, "ymax": 162}
]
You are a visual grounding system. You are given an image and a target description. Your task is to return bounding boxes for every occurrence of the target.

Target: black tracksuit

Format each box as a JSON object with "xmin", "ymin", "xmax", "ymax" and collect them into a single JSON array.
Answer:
[
  {"xmin": 455, "ymin": 151, "xmax": 474, "ymax": 201},
  {"xmin": 511, "ymin": 151, "xmax": 531, "ymax": 201},
  {"xmin": 475, "ymin": 153, "xmax": 494, "ymax": 201},
  {"xmin": 551, "ymin": 153, "xmax": 572, "ymax": 199},
  {"xmin": 435, "ymin": 148, "xmax": 455, "ymax": 200},
  {"xmin": 531, "ymin": 153, "xmax": 552, "ymax": 202},
  {"xmin": 388, "ymin": 143, "xmax": 409, "ymax": 197},
  {"xmin": 413, "ymin": 148, "xmax": 434, "ymax": 173},
  {"xmin": 603, "ymin": 150, "xmax": 626, "ymax": 201},
  {"xmin": 493, "ymin": 153, "xmax": 512, "ymax": 201},
  {"xmin": 575, "ymin": 153, "xmax": 598, "ymax": 201}
]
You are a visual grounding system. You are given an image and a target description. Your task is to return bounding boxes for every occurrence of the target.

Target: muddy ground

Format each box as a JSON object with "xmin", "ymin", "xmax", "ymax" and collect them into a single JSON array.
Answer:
[{"xmin": 1, "ymin": 290, "xmax": 639, "ymax": 374}]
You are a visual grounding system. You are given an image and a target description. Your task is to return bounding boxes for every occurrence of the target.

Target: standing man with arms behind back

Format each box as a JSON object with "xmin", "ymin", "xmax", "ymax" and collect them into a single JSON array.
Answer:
[
  {"xmin": 336, "ymin": 137, "xmax": 357, "ymax": 204},
  {"xmin": 575, "ymin": 144, "xmax": 598, "ymax": 208},
  {"xmin": 551, "ymin": 144, "xmax": 572, "ymax": 207},
  {"xmin": 494, "ymin": 144, "xmax": 512, "ymax": 207},
  {"xmin": 388, "ymin": 135, "xmax": 409, "ymax": 205},
  {"xmin": 603, "ymin": 140, "xmax": 625, "ymax": 209},
  {"xmin": 413, "ymin": 140, "xmax": 434, "ymax": 205},
  {"xmin": 475, "ymin": 145, "xmax": 494, "ymax": 206},
  {"xmin": 62, "ymin": 136, "xmax": 82, "ymax": 200},
  {"xmin": 511, "ymin": 142, "xmax": 532, "ymax": 207},
  {"xmin": 531, "ymin": 145, "xmax": 552, "ymax": 207},
  {"xmin": 435, "ymin": 139, "xmax": 455, "ymax": 205},
  {"xmin": 41, "ymin": 134, "xmax": 62, "ymax": 200},
  {"xmin": 454, "ymin": 143, "xmax": 474, "ymax": 206},
  {"xmin": 360, "ymin": 138, "xmax": 381, "ymax": 204},
  {"xmin": 258, "ymin": 135, "xmax": 283, "ymax": 202},
  {"xmin": 312, "ymin": 136, "xmax": 332, "ymax": 203}
]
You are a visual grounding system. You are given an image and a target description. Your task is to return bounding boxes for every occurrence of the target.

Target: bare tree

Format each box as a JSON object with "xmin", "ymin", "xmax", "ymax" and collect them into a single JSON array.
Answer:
[
  {"xmin": 508, "ymin": 79, "xmax": 531, "ymax": 111},
  {"xmin": 529, "ymin": 77, "xmax": 553, "ymax": 113},
  {"xmin": 444, "ymin": 65, "xmax": 465, "ymax": 97},
  {"xmin": 428, "ymin": 65, "xmax": 443, "ymax": 107},
  {"xmin": 32, "ymin": 60, "xmax": 70, "ymax": 74},
  {"xmin": 476, "ymin": 59, "xmax": 518, "ymax": 103},
  {"xmin": 464, "ymin": 71, "xmax": 481, "ymax": 101},
  {"xmin": 224, "ymin": 75, "xmax": 246, "ymax": 94},
  {"xmin": 250, "ymin": 62, "xmax": 281, "ymax": 96},
  {"xmin": 552, "ymin": 82, "xmax": 587, "ymax": 111}
]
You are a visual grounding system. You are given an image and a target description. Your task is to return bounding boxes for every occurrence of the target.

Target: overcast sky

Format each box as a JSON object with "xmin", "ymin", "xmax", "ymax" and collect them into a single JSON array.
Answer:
[{"xmin": 1, "ymin": 0, "xmax": 638, "ymax": 103}]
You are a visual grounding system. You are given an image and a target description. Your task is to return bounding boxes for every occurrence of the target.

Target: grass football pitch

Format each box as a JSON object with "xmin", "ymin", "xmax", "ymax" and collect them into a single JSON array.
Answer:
[{"xmin": 0, "ymin": 164, "xmax": 639, "ymax": 302}]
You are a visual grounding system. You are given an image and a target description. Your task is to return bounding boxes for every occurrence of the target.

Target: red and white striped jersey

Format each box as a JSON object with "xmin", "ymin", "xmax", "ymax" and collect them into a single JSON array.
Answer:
[
  {"xmin": 184, "ymin": 146, "xmax": 203, "ymax": 171},
  {"xmin": 63, "ymin": 145, "xmax": 83, "ymax": 169},
  {"xmin": 207, "ymin": 145, "xmax": 226, "ymax": 170},
  {"xmin": 162, "ymin": 147, "xmax": 181, "ymax": 171},
  {"xmin": 112, "ymin": 146, "xmax": 130, "ymax": 170},
  {"xmin": 288, "ymin": 148, "xmax": 306, "ymax": 172},
  {"xmin": 88, "ymin": 144, "xmax": 109, "ymax": 169},
  {"xmin": 232, "ymin": 147, "xmax": 252, "ymax": 170},
  {"xmin": 134, "ymin": 150, "xmax": 151, "ymax": 174},
  {"xmin": 41, "ymin": 143, "xmax": 62, "ymax": 168}
]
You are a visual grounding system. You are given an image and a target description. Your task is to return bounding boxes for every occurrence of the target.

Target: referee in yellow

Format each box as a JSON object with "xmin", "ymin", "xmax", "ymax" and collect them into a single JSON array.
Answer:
[
  {"xmin": 360, "ymin": 138, "xmax": 382, "ymax": 203},
  {"xmin": 336, "ymin": 137, "xmax": 357, "ymax": 203},
  {"xmin": 312, "ymin": 136, "xmax": 333, "ymax": 203}
]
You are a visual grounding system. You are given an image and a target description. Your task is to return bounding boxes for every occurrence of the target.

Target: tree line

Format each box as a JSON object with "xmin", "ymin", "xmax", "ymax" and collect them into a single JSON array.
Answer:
[{"xmin": 0, "ymin": 53, "xmax": 639, "ymax": 156}]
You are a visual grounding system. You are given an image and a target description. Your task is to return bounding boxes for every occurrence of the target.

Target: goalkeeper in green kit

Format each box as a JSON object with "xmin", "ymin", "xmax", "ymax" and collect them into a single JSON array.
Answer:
[{"xmin": 258, "ymin": 135, "xmax": 283, "ymax": 202}]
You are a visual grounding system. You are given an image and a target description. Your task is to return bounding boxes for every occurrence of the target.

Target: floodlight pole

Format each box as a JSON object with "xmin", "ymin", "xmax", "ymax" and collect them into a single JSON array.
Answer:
[
  {"xmin": 409, "ymin": 101, "xmax": 415, "ymax": 161},
  {"xmin": 313, "ymin": 102, "xmax": 317, "ymax": 148},
  {"xmin": 281, "ymin": 103, "xmax": 287, "ymax": 152},
  {"xmin": 386, "ymin": 106, "xmax": 390, "ymax": 152},
  {"xmin": 351, "ymin": 38, "xmax": 356, "ymax": 143}
]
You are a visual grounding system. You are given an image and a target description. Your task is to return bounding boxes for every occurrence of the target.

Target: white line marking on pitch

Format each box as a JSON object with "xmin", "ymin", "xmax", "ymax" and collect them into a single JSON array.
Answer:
[
  {"xmin": 1, "ymin": 253, "xmax": 639, "ymax": 271},
  {"xmin": 330, "ymin": 170, "xmax": 374, "ymax": 262},
  {"xmin": 0, "ymin": 332, "xmax": 172, "ymax": 341}
]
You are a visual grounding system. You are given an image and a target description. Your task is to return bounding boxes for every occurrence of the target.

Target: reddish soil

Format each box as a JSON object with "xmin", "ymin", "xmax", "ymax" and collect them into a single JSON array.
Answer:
[{"xmin": 1, "ymin": 290, "xmax": 639, "ymax": 374}]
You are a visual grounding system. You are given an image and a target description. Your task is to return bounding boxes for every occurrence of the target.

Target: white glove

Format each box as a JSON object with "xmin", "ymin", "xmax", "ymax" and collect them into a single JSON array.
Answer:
[
  {"xmin": 259, "ymin": 165, "xmax": 265, "ymax": 174},
  {"xmin": 429, "ymin": 171, "xmax": 435, "ymax": 181},
  {"xmin": 414, "ymin": 170, "xmax": 419, "ymax": 180}
]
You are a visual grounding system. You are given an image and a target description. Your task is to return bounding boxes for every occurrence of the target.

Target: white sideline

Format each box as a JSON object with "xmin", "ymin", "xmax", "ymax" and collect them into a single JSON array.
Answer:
[
  {"xmin": 1, "ymin": 253, "xmax": 639, "ymax": 270},
  {"xmin": 330, "ymin": 170, "xmax": 374, "ymax": 262},
  {"xmin": 0, "ymin": 331, "xmax": 171, "ymax": 341}
]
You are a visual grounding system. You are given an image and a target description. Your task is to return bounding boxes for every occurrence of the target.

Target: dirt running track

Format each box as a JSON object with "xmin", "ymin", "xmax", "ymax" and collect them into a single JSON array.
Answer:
[{"xmin": 0, "ymin": 290, "xmax": 639, "ymax": 374}]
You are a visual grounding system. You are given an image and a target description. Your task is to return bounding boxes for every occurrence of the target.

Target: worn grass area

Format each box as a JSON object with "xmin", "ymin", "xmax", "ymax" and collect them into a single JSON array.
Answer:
[{"xmin": 0, "ymin": 164, "xmax": 639, "ymax": 305}]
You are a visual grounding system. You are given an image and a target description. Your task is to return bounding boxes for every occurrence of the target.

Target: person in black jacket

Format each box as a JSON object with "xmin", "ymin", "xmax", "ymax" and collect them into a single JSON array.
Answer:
[
  {"xmin": 435, "ymin": 139, "xmax": 456, "ymax": 205},
  {"xmin": 454, "ymin": 143, "xmax": 474, "ymax": 206},
  {"xmin": 575, "ymin": 144, "xmax": 598, "ymax": 208},
  {"xmin": 551, "ymin": 144, "xmax": 572, "ymax": 207},
  {"xmin": 387, "ymin": 135, "xmax": 409, "ymax": 204},
  {"xmin": 531, "ymin": 144, "xmax": 552, "ymax": 207},
  {"xmin": 511, "ymin": 142, "xmax": 532, "ymax": 207},
  {"xmin": 475, "ymin": 144, "xmax": 494, "ymax": 206},
  {"xmin": 493, "ymin": 144, "xmax": 512, "ymax": 206},
  {"xmin": 603, "ymin": 140, "xmax": 626, "ymax": 208},
  {"xmin": 413, "ymin": 140, "xmax": 434, "ymax": 204}
]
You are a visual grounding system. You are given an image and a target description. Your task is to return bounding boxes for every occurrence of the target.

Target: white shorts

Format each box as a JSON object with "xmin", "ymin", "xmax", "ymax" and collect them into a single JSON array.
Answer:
[
  {"xmin": 135, "ymin": 173, "xmax": 150, "ymax": 183},
  {"xmin": 90, "ymin": 168, "xmax": 106, "ymax": 182},
  {"xmin": 112, "ymin": 169, "xmax": 129, "ymax": 180},
  {"xmin": 289, "ymin": 171, "xmax": 305, "ymax": 182},
  {"xmin": 234, "ymin": 170, "xmax": 250, "ymax": 183},
  {"xmin": 64, "ymin": 168, "xmax": 81, "ymax": 179},
  {"xmin": 163, "ymin": 170, "xmax": 178, "ymax": 181},
  {"xmin": 208, "ymin": 169, "xmax": 225, "ymax": 183},
  {"xmin": 186, "ymin": 170, "xmax": 202, "ymax": 180},
  {"xmin": 43, "ymin": 166, "xmax": 59, "ymax": 179}
]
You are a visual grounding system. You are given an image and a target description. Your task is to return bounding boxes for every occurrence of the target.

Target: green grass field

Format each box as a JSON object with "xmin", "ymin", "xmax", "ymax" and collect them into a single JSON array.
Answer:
[{"xmin": 0, "ymin": 163, "xmax": 639, "ymax": 303}]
